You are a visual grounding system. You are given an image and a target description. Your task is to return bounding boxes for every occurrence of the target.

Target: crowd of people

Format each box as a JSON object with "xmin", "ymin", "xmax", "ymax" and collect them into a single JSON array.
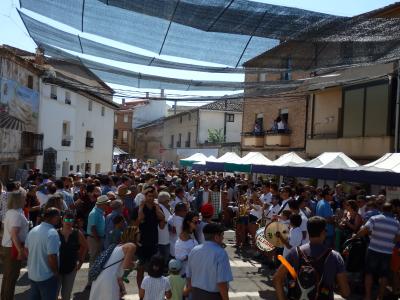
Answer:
[{"xmin": 0, "ymin": 159, "xmax": 399, "ymax": 300}]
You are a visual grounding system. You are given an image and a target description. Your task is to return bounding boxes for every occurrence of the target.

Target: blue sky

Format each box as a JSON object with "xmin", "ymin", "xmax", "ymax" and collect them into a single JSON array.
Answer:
[{"xmin": 0, "ymin": 0, "xmax": 397, "ymax": 103}]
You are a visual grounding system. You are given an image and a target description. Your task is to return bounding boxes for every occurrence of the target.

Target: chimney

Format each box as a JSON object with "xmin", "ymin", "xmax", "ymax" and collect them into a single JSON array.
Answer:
[
  {"xmin": 35, "ymin": 47, "xmax": 45, "ymax": 65},
  {"xmin": 122, "ymin": 98, "xmax": 125, "ymax": 105}
]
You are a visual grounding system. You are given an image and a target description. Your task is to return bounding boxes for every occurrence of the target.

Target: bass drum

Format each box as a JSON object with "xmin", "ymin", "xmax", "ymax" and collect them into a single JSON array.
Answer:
[
  {"xmin": 264, "ymin": 221, "xmax": 289, "ymax": 248},
  {"xmin": 255, "ymin": 227, "xmax": 275, "ymax": 252}
]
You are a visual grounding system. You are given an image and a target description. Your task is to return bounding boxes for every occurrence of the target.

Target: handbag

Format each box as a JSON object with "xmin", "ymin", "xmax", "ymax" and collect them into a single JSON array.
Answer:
[{"xmin": 11, "ymin": 242, "xmax": 24, "ymax": 260}]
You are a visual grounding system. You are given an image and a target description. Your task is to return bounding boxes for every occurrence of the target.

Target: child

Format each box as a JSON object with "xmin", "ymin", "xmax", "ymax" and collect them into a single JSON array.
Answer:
[
  {"xmin": 139, "ymin": 255, "xmax": 172, "ymax": 300},
  {"xmin": 167, "ymin": 259, "xmax": 188, "ymax": 300},
  {"xmin": 277, "ymin": 214, "xmax": 303, "ymax": 258},
  {"xmin": 109, "ymin": 215, "xmax": 124, "ymax": 245}
]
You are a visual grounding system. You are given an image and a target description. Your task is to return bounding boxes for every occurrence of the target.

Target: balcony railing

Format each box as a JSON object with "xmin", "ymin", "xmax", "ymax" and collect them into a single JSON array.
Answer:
[
  {"xmin": 241, "ymin": 132, "xmax": 264, "ymax": 147},
  {"xmin": 21, "ymin": 132, "xmax": 43, "ymax": 157},
  {"xmin": 185, "ymin": 141, "xmax": 190, "ymax": 147},
  {"xmin": 264, "ymin": 130, "xmax": 291, "ymax": 147},
  {"xmin": 176, "ymin": 141, "xmax": 181, "ymax": 148},
  {"xmin": 61, "ymin": 139, "xmax": 71, "ymax": 147},
  {"xmin": 86, "ymin": 137, "xmax": 94, "ymax": 148}
]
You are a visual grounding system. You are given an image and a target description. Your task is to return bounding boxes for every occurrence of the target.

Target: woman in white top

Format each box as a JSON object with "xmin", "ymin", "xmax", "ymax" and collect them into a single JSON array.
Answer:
[
  {"xmin": 1, "ymin": 190, "xmax": 29, "ymax": 300},
  {"xmin": 174, "ymin": 212, "xmax": 199, "ymax": 275},
  {"xmin": 89, "ymin": 226, "xmax": 138, "ymax": 300}
]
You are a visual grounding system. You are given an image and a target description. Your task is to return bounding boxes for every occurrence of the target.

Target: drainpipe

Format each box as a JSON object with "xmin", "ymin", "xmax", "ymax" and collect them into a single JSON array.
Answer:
[
  {"xmin": 223, "ymin": 99, "xmax": 227, "ymax": 142},
  {"xmin": 395, "ymin": 62, "xmax": 400, "ymax": 152}
]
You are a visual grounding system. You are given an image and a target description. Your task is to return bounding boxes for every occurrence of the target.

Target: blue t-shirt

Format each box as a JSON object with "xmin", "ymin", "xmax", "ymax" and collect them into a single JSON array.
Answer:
[
  {"xmin": 316, "ymin": 200, "xmax": 334, "ymax": 237},
  {"xmin": 87, "ymin": 206, "xmax": 105, "ymax": 237},
  {"xmin": 26, "ymin": 222, "xmax": 60, "ymax": 281}
]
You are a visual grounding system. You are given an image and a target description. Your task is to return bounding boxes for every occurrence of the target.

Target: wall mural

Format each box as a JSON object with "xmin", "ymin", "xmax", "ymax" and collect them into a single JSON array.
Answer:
[{"xmin": 0, "ymin": 77, "xmax": 39, "ymax": 132}]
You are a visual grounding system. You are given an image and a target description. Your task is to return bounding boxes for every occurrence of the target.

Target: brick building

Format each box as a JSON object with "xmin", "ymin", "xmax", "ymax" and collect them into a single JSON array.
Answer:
[{"xmin": 113, "ymin": 99, "xmax": 148, "ymax": 154}]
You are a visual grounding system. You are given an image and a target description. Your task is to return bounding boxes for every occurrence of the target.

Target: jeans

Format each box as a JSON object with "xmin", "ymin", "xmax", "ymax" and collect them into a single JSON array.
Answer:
[
  {"xmin": 87, "ymin": 236, "xmax": 103, "ymax": 282},
  {"xmin": 58, "ymin": 270, "xmax": 77, "ymax": 300},
  {"xmin": 158, "ymin": 244, "xmax": 170, "ymax": 266},
  {"xmin": 29, "ymin": 276, "xmax": 58, "ymax": 300}
]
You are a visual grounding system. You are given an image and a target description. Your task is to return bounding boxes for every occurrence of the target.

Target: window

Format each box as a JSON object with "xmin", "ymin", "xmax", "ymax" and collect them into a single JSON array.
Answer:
[
  {"xmin": 227, "ymin": 114, "xmax": 235, "ymax": 122},
  {"xmin": 282, "ymin": 57, "xmax": 292, "ymax": 81},
  {"xmin": 342, "ymin": 83, "xmax": 389, "ymax": 137},
  {"xmin": 114, "ymin": 129, "xmax": 118, "ymax": 139},
  {"xmin": 258, "ymin": 73, "xmax": 267, "ymax": 82},
  {"xmin": 50, "ymin": 85, "xmax": 57, "ymax": 100},
  {"xmin": 170, "ymin": 135, "xmax": 174, "ymax": 148},
  {"xmin": 65, "ymin": 91, "xmax": 71, "ymax": 105},
  {"xmin": 279, "ymin": 108, "xmax": 289, "ymax": 123},
  {"xmin": 88, "ymin": 100, "xmax": 93, "ymax": 111},
  {"xmin": 177, "ymin": 133, "xmax": 182, "ymax": 147},
  {"xmin": 95, "ymin": 163, "xmax": 101, "ymax": 174},
  {"xmin": 27, "ymin": 75, "xmax": 33, "ymax": 89},
  {"xmin": 179, "ymin": 115, "xmax": 183, "ymax": 123},
  {"xmin": 122, "ymin": 130, "xmax": 128, "ymax": 143},
  {"xmin": 62, "ymin": 122, "xmax": 71, "ymax": 146},
  {"xmin": 101, "ymin": 106, "xmax": 105, "ymax": 116},
  {"xmin": 188, "ymin": 113, "xmax": 191, "ymax": 121},
  {"xmin": 124, "ymin": 114, "xmax": 128, "ymax": 123},
  {"xmin": 186, "ymin": 132, "xmax": 191, "ymax": 147},
  {"xmin": 76, "ymin": 165, "xmax": 80, "ymax": 172}
]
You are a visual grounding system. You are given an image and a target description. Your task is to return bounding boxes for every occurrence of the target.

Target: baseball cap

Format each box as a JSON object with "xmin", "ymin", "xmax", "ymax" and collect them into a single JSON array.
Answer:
[{"xmin": 168, "ymin": 259, "xmax": 182, "ymax": 272}]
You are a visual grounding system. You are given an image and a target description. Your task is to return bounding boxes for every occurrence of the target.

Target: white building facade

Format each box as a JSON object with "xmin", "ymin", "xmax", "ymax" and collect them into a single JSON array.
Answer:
[{"xmin": 36, "ymin": 83, "xmax": 117, "ymax": 177}]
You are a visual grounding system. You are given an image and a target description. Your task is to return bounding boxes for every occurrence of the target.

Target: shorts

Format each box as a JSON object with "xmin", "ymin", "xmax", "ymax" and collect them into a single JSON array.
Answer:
[
  {"xmin": 365, "ymin": 249, "xmax": 392, "ymax": 278},
  {"xmin": 249, "ymin": 214, "xmax": 259, "ymax": 224},
  {"xmin": 236, "ymin": 216, "xmax": 249, "ymax": 225}
]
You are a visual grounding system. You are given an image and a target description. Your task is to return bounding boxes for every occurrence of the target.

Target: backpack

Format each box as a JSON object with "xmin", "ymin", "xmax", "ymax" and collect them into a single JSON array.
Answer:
[
  {"xmin": 88, "ymin": 243, "xmax": 120, "ymax": 282},
  {"xmin": 288, "ymin": 247, "xmax": 332, "ymax": 300}
]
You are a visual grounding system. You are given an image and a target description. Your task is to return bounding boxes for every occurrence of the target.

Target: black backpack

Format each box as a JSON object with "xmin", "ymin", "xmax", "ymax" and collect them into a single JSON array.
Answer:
[{"xmin": 288, "ymin": 247, "xmax": 332, "ymax": 300}]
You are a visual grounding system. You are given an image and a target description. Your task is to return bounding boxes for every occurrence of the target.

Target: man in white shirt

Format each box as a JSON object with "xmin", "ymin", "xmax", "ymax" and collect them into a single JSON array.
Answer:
[
  {"xmin": 357, "ymin": 195, "xmax": 367, "ymax": 219},
  {"xmin": 265, "ymin": 195, "xmax": 281, "ymax": 224},
  {"xmin": 279, "ymin": 186, "xmax": 292, "ymax": 212},
  {"xmin": 157, "ymin": 192, "xmax": 172, "ymax": 266},
  {"xmin": 168, "ymin": 202, "xmax": 187, "ymax": 257}
]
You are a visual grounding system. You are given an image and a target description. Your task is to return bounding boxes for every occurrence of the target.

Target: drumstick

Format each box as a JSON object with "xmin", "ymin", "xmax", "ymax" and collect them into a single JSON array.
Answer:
[{"xmin": 277, "ymin": 255, "xmax": 297, "ymax": 280}]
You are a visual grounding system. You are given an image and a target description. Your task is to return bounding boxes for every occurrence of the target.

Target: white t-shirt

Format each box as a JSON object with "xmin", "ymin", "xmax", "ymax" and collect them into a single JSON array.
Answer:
[
  {"xmin": 175, "ymin": 238, "xmax": 198, "ymax": 275},
  {"xmin": 2, "ymin": 208, "xmax": 29, "ymax": 247},
  {"xmin": 168, "ymin": 215, "xmax": 184, "ymax": 257},
  {"xmin": 283, "ymin": 227, "xmax": 303, "ymax": 258},
  {"xmin": 158, "ymin": 204, "xmax": 171, "ymax": 245},
  {"xmin": 202, "ymin": 191, "xmax": 209, "ymax": 205},
  {"xmin": 299, "ymin": 212, "xmax": 309, "ymax": 243},
  {"xmin": 280, "ymin": 198, "xmax": 291, "ymax": 212},
  {"xmin": 134, "ymin": 193, "xmax": 145, "ymax": 207},
  {"xmin": 141, "ymin": 275, "xmax": 171, "ymax": 300},
  {"xmin": 36, "ymin": 191, "xmax": 48, "ymax": 206},
  {"xmin": 260, "ymin": 193, "xmax": 272, "ymax": 205},
  {"xmin": 265, "ymin": 204, "xmax": 281, "ymax": 222},
  {"xmin": 250, "ymin": 204, "xmax": 263, "ymax": 220}
]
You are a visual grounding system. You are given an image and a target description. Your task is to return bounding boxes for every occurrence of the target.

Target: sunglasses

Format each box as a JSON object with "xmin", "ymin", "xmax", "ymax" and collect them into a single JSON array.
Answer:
[{"xmin": 64, "ymin": 218, "xmax": 74, "ymax": 223}]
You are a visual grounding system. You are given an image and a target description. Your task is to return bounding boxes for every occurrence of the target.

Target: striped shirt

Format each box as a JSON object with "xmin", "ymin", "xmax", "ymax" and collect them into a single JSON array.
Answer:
[
  {"xmin": 365, "ymin": 213, "xmax": 400, "ymax": 254},
  {"xmin": 141, "ymin": 275, "xmax": 171, "ymax": 300}
]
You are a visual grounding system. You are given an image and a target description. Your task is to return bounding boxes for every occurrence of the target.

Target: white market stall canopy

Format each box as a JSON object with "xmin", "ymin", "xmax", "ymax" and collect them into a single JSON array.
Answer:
[
  {"xmin": 180, "ymin": 153, "xmax": 208, "ymax": 167},
  {"xmin": 113, "ymin": 146, "xmax": 128, "ymax": 156},
  {"xmin": 252, "ymin": 152, "xmax": 304, "ymax": 173},
  {"xmin": 192, "ymin": 155, "xmax": 218, "ymax": 171},
  {"xmin": 225, "ymin": 152, "xmax": 272, "ymax": 172},
  {"xmin": 206, "ymin": 152, "xmax": 241, "ymax": 171},
  {"xmin": 341, "ymin": 153, "xmax": 400, "ymax": 186}
]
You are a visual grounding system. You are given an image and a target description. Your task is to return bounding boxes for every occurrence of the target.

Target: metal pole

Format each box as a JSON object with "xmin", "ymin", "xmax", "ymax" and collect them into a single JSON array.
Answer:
[{"xmin": 395, "ymin": 62, "xmax": 400, "ymax": 152}]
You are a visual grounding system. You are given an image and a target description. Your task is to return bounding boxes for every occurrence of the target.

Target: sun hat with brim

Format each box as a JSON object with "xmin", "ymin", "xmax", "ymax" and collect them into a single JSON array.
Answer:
[
  {"xmin": 96, "ymin": 195, "xmax": 111, "ymax": 205},
  {"xmin": 117, "ymin": 185, "xmax": 132, "ymax": 197}
]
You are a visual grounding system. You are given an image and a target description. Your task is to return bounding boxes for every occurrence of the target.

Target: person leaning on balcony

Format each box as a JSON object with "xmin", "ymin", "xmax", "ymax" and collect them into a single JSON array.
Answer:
[{"xmin": 277, "ymin": 116, "xmax": 286, "ymax": 133}]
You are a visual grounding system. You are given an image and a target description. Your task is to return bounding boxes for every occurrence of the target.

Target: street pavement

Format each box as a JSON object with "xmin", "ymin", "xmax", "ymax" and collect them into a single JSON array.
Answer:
[{"xmin": 0, "ymin": 230, "xmax": 362, "ymax": 300}]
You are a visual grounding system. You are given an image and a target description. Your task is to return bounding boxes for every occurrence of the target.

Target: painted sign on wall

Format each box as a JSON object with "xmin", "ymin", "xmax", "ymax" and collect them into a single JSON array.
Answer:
[{"xmin": 0, "ymin": 77, "xmax": 39, "ymax": 132}]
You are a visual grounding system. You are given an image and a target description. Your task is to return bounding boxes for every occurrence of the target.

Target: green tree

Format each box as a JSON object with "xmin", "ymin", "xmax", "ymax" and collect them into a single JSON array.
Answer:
[{"xmin": 208, "ymin": 128, "xmax": 225, "ymax": 143}]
